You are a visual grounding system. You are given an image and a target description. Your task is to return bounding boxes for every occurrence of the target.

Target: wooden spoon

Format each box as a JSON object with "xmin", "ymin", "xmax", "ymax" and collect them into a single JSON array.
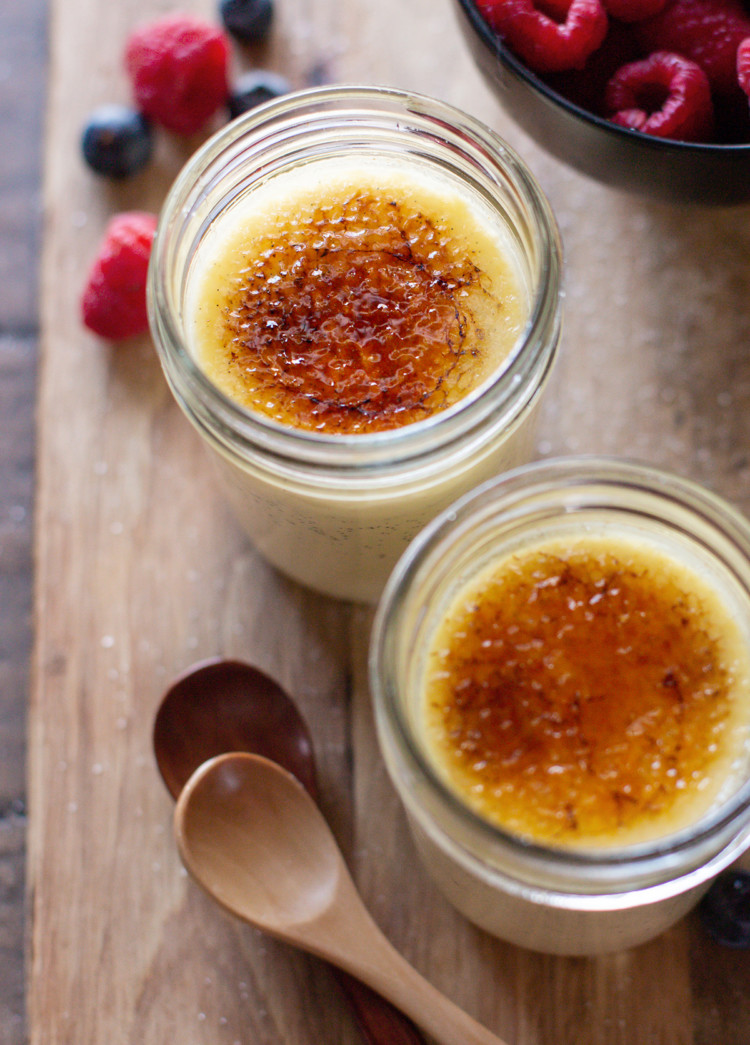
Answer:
[
  {"xmin": 175, "ymin": 752, "xmax": 511, "ymax": 1045},
  {"xmin": 154, "ymin": 657, "xmax": 424, "ymax": 1045},
  {"xmin": 153, "ymin": 658, "xmax": 317, "ymax": 801}
]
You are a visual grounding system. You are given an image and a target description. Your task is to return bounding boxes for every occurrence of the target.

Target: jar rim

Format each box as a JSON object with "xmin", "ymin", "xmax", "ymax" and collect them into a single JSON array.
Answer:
[
  {"xmin": 148, "ymin": 84, "xmax": 562, "ymax": 474},
  {"xmin": 370, "ymin": 455, "xmax": 750, "ymax": 892}
]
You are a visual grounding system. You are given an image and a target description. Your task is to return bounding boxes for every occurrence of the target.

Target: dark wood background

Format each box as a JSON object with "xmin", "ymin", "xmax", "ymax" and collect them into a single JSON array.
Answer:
[{"xmin": 0, "ymin": 1, "xmax": 45, "ymax": 1043}]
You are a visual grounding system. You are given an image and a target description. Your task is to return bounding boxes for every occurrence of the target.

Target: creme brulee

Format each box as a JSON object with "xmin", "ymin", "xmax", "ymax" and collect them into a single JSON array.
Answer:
[
  {"xmin": 151, "ymin": 89, "xmax": 561, "ymax": 601},
  {"xmin": 422, "ymin": 533, "xmax": 750, "ymax": 849},
  {"xmin": 371, "ymin": 458, "xmax": 750, "ymax": 952},
  {"xmin": 186, "ymin": 157, "xmax": 526, "ymax": 435}
]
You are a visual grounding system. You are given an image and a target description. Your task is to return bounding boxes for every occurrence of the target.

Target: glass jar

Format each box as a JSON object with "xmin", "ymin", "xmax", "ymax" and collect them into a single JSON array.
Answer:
[
  {"xmin": 148, "ymin": 86, "xmax": 562, "ymax": 603},
  {"xmin": 370, "ymin": 456, "xmax": 750, "ymax": 954}
]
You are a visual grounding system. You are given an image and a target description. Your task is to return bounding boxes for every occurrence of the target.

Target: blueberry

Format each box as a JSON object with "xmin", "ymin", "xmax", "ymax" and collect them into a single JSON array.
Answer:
[
  {"xmin": 219, "ymin": 0, "xmax": 274, "ymax": 44},
  {"xmin": 698, "ymin": 870, "xmax": 750, "ymax": 948},
  {"xmin": 227, "ymin": 70, "xmax": 291, "ymax": 119},
  {"xmin": 81, "ymin": 105, "xmax": 153, "ymax": 179}
]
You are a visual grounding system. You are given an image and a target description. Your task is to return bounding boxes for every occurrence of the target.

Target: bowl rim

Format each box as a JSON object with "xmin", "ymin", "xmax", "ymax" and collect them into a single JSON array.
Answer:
[{"xmin": 455, "ymin": 0, "xmax": 750, "ymax": 154}]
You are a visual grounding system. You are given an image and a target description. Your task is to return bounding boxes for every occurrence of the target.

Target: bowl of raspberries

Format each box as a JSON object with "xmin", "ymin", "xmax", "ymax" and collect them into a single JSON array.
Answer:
[{"xmin": 454, "ymin": 0, "xmax": 750, "ymax": 204}]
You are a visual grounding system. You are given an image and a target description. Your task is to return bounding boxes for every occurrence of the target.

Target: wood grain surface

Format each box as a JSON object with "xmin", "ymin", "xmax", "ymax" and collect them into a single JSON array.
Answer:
[{"xmin": 30, "ymin": 0, "xmax": 750, "ymax": 1043}]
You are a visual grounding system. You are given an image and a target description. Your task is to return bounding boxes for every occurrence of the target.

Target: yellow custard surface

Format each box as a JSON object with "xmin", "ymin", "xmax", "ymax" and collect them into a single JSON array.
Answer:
[
  {"xmin": 422, "ymin": 533, "xmax": 750, "ymax": 848},
  {"xmin": 185, "ymin": 157, "xmax": 526, "ymax": 434}
]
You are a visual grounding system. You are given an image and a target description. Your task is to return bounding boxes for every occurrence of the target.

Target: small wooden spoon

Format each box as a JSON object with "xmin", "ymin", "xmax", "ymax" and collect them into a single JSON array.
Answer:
[
  {"xmin": 153, "ymin": 659, "xmax": 317, "ymax": 800},
  {"xmin": 175, "ymin": 752, "xmax": 511, "ymax": 1045},
  {"xmin": 154, "ymin": 657, "xmax": 424, "ymax": 1045}
]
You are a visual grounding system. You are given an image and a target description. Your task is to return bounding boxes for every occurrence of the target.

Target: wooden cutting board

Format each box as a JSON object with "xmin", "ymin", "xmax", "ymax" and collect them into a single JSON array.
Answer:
[{"xmin": 31, "ymin": 0, "xmax": 750, "ymax": 1042}]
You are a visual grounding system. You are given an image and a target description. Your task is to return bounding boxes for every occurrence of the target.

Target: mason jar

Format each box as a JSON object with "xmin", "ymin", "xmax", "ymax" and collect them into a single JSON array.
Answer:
[
  {"xmin": 370, "ymin": 456, "xmax": 750, "ymax": 954},
  {"xmin": 148, "ymin": 85, "xmax": 562, "ymax": 603}
]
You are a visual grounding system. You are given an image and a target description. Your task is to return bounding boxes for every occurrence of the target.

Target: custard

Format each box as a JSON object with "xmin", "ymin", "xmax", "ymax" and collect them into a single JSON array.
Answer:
[
  {"xmin": 186, "ymin": 156, "xmax": 526, "ymax": 434},
  {"xmin": 423, "ymin": 534, "xmax": 750, "ymax": 848}
]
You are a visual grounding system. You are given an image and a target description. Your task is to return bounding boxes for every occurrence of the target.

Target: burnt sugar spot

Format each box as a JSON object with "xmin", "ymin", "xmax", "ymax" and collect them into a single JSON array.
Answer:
[{"xmin": 220, "ymin": 191, "xmax": 496, "ymax": 433}]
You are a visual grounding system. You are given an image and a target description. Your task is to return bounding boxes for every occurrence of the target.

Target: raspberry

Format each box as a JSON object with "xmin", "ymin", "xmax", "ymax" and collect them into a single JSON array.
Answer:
[
  {"xmin": 81, "ymin": 212, "xmax": 158, "ymax": 340},
  {"xmin": 605, "ymin": 50, "xmax": 715, "ymax": 140},
  {"xmin": 601, "ymin": 0, "xmax": 668, "ymax": 22},
  {"xmin": 636, "ymin": 0, "xmax": 750, "ymax": 97},
  {"xmin": 476, "ymin": 0, "xmax": 609, "ymax": 73},
  {"xmin": 546, "ymin": 19, "xmax": 641, "ymax": 112},
  {"xmin": 738, "ymin": 36, "xmax": 750, "ymax": 98},
  {"xmin": 125, "ymin": 13, "xmax": 230, "ymax": 135}
]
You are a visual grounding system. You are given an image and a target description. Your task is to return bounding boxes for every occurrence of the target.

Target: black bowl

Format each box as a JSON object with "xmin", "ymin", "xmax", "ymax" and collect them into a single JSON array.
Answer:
[{"xmin": 453, "ymin": 0, "xmax": 750, "ymax": 206}]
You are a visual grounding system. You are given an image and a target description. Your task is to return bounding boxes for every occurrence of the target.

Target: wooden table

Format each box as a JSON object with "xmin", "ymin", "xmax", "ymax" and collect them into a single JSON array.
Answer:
[{"xmin": 5, "ymin": 0, "xmax": 750, "ymax": 1042}]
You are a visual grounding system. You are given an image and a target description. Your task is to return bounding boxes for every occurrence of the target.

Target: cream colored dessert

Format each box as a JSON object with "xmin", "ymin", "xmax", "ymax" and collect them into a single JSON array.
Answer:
[
  {"xmin": 422, "ymin": 532, "xmax": 750, "ymax": 849},
  {"xmin": 186, "ymin": 157, "xmax": 525, "ymax": 435},
  {"xmin": 179, "ymin": 154, "xmax": 550, "ymax": 601}
]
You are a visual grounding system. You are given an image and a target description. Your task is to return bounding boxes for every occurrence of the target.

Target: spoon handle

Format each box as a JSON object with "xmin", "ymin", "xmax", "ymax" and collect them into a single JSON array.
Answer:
[
  {"xmin": 332, "ymin": 967, "xmax": 426, "ymax": 1045},
  {"xmin": 343, "ymin": 944, "xmax": 507, "ymax": 1045},
  {"xmin": 351, "ymin": 951, "xmax": 507, "ymax": 1045},
  {"xmin": 307, "ymin": 888, "xmax": 509, "ymax": 1045}
]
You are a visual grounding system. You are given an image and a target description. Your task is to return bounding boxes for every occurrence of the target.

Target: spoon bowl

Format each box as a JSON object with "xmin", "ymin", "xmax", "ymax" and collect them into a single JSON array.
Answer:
[
  {"xmin": 153, "ymin": 657, "xmax": 316, "ymax": 799},
  {"xmin": 178, "ymin": 750, "xmax": 340, "ymax": 932},
  {"xmin": 154, "ymin": 657, "xmax": 424, "ymax": 1045},
  {"xmin": 175, "ymin": 752, "xmax": 510, "ymax": 1045}
]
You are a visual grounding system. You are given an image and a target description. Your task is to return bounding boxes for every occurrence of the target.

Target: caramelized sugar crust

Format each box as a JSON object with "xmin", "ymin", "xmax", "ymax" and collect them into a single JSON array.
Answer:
[
  {"xmin": 425, "ymin": 541, "xmax": 748, "ymax": 846},
  {"xmin": 202, "ymin": 188, "xmax": 516, "ymax": 434}
]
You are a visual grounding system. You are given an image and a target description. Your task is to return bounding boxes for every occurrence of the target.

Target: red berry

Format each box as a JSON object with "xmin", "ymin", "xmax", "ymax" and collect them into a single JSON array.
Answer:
[
  {"xmin": 125, "ymin": 13, "xmax": 230, "ymax": 135},
  {"xmin": 81, "ymin": 212, "xmax": 158, "ymax": 341},
  {"xmin": 601, "ymin": 0, "xmax": 668, "ymax": 22},
  {"xmin": 476, "ymin": 0, "xmax": 609, "ymax": 73},
  {"xmin": 605, "ymin": 50, "xmax": 715, "ymax": 140},
  {"xmin": 636, "ymin": 0, "xmax": 750, "ymax": 97},
  {"xmin": 546, "ymin": 19, "xmax": 641, "ymax": 113},
  {"xmin": 738, "ymin": 36, "xmax": 750, "ymax": 98}
]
